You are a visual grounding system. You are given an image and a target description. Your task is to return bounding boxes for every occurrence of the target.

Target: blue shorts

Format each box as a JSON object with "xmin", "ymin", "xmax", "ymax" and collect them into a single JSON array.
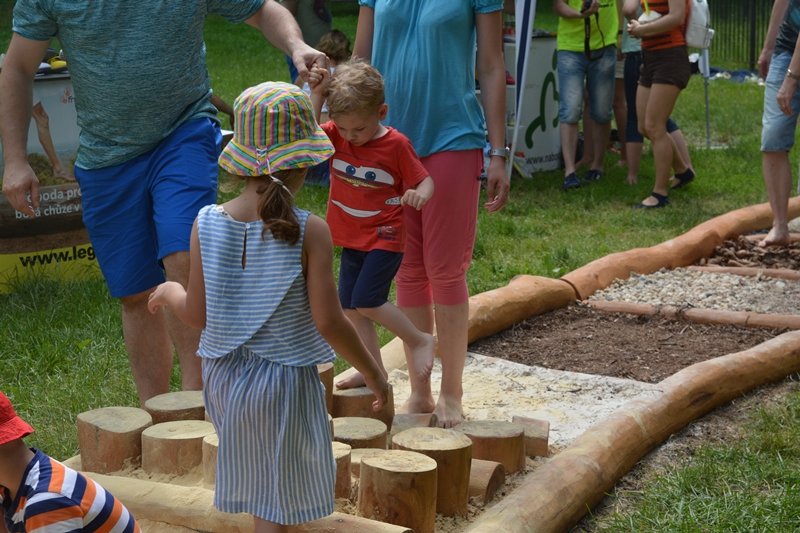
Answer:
[
  {"xmin": 75, "ymin": 118, "xmax": 221, "ymax": 298},
  {"xmin": 557, "ymin": 46, "xmax": 617, "ymax": 124},
  {"xmin": 338, "ymin": 248, "xmax": 403, "ymax": 309},
  {"xmin": 762, "ymin": 51, "xmax": 800, "ymax": 152}
]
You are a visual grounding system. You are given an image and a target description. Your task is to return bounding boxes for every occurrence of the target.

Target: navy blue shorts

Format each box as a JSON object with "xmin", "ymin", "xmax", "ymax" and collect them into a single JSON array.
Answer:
[
  {"xmin": 75, "ymin": 118, "xmax": 220, "ymax": 298},
  {"xmin": 338, "ymin": 248, "xmax": 403, "ymax": 309}
]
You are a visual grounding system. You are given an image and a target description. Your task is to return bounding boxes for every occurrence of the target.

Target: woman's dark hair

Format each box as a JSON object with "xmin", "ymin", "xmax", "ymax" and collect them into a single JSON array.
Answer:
[{"xmin": 257, "ymin": 168, "xmax": 306, "ymax": 244}]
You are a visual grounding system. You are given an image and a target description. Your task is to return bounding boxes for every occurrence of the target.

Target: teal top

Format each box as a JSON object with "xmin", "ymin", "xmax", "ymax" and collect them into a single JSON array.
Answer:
[
  {"xmin": 358, "ymin": 0, "xmax": 502, "ymax": 157},
  {"xmin": 12, "ymin": 0, "xmax": 263, "ymax": 169}
]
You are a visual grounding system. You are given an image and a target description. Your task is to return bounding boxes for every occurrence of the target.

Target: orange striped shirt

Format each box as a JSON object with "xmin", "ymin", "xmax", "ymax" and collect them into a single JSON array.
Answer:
[
  {"xmin": 1, "ymin": 450, "xmax": 140, "ymax": 532},
  {"xmin": 640, "ymin": 0, "xmax": 688, "ymax": 50}
]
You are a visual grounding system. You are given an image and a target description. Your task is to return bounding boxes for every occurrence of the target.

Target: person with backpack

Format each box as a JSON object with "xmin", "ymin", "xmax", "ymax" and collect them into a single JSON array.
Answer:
[{"xmin": 623, "ymin": 0, "xmax": 695, "ymax": 208}]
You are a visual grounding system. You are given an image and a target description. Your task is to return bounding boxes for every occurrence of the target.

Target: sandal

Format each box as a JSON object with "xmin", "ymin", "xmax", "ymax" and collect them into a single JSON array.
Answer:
[
  {"xmin": 633, "ymin": 191, "xmax": 670, "ymax": 209},
  {"xmin": 670, "ymin": 168, "xmax": 695, "ymax": 189}
]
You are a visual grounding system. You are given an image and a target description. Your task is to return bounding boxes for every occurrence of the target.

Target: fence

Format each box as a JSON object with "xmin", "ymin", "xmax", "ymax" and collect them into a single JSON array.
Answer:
[{"xmin": 710, "ymin": 0, "xmax": 772, "ymax": 72}]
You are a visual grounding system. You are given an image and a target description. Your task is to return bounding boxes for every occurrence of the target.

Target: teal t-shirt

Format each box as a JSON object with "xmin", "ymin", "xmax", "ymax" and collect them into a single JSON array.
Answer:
[
  {"xmin": 358, "ymin": 0, "xmax": 502, "ymax": 158},
  {"xmin": 12, "ymin": 0, "xmax": 263, "ymax": 169}
]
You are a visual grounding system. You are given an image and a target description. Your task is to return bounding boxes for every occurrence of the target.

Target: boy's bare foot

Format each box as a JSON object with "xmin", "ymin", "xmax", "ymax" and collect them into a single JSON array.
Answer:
[
  {"xmin": 53, "ymin": 167, "xmax": 75, "ymax": 181},
  {"xmin": 626, "ymin": 175, "xmax": 638, "ymax": 185},
  {"xmin": 407, "ymin": 333, "xmax": 435, "ymax": 386},
  {"xmin": 399, "ymin": 391, "xmax": 435, "ymax": 415},
  {"xmin": 757, "ymin": 226, "xmax": 790, "ymax": 248},
  {"xmin": 433, "ymin": 394, "xmax": 463, "ymax": 428},
  {"xmin": 335, "ymin": 371, "xmax": 367, "ymax": 389}
]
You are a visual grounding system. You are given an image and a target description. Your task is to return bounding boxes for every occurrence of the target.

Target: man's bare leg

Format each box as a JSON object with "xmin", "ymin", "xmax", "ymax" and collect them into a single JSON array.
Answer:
[
  {"xmin": 120, "ymin": 290, "xmax": 172, "ymax": 406},
  {"xmin": 760, "ymin": 151, "xmax": 792, "ymax": 247},
  {"xmin": 431, "ymin": 302, "xmax": 468, "ymax": 428},
  {"xmin": 162, "ymin": 251, "xmax": 202, "ymax": 391},
  {"xmin": 397, "ymin": 304, "xmax": 436, "ymax": 414}
]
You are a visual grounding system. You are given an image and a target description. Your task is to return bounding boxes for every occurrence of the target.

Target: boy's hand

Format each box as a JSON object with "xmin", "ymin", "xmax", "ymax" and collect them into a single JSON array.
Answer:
[
  {"xmin": 401, "ymin": 188, "xmax": 431, "ymax": 210},
  {"xmin": 308, "ymin": 65, "xmax": 330, "ymax": 93}
]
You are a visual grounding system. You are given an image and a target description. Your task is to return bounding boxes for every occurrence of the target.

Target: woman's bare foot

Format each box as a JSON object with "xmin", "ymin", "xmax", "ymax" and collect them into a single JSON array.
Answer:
[
  {"xmin": 399, "ymin": 391, "xmax": 435, "ymax": 415},
  {"xmin": 335, "ymin": 371, "xmax": 367, "ymax": 389},
  {"xmin": 407, "ymin": 333, "xmax": 435, "ymax": 387},
  {"xmin": 758, "ymin": 225, "xmax": 790, "ymax": 248},
  {"xmin": 433, "ymin": 394, "xmax": 464, "ymax": 428}
]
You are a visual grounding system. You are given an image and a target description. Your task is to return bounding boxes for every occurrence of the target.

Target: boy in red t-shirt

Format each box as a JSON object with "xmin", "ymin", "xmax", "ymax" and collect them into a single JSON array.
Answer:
[{"xmin": 310, "ymin": 59, "xmax": 436, "ymax": 391}]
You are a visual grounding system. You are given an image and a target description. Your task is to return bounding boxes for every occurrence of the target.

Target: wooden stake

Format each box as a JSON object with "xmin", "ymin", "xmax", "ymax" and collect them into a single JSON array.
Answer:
[
  {"xmin": 143, "ymin": 390, "xmax": 205, "ymax": 425},
  {"xmin": 318, "ymin": 362, "xmax": 334, "ymax": 413},
  {"xmin": 332, "ymin": 441, "xmax": 352, "ymax": 499},
  {"xmin": 332, "ymin": 417, "xmax": 387, "ymax": 449},
  {"xmin": 392, "ymin": 427, "xmax": 472, "ymax": 516},
  {"xmin": 457, "ymin": 420, "xmax": 526, "ymax": 474},
  {"xmin": 332, "ymin": 385, "xmax": 395, "ymax": 431},
  {"xmin": 511, "ymin": 415, "xmax": 550, "ymax": 458},
  {"xmin": 468, "ymin": 458, "xmax": 505, "ymax": 504},
  {"xmin": 76, "ymin": 406, "xmax": 152, "ymax": 473},
  {"xmin": 141, "ymin": 420, "xmax": 216, "ymax": 475},
  {"xmin": 358, "ymin": 450, "xmax": 438, "ymax": 533},
  {"xmin": 202, "ymin": 433, "xmax": 218, "ymax": 487}
]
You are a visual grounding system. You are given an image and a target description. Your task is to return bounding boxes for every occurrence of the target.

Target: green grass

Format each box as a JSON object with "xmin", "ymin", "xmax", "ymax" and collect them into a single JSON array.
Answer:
[{"xmin": 2, "ymin": 5, "xmax": 799, "ymax": 531}]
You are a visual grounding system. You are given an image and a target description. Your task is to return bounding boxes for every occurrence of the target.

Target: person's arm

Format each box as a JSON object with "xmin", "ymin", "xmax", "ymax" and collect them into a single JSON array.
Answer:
[
  {"xmin": 0, "ymin": 34, "xmax": 51, "ymax": 218},
  {"xmin": 401, "ymin": 176, "xmax": 434, "ymax": 210},
  {"xmin": 279, "ymin": 0, "xmax": 299, "ymax": 16},
  {"xmin": 210, "ymin": 94, "xmax": 235, "ymax": 128},
  {"xmin": 627, "ymin": 0, "xmax": 685, "ymax": 39},
  {"xmin": 148, "ymin": 221, "xmax": 206, "ymax": 329},
  {"xmin": 245, "ymin": 0, "xmax": 327, "ymax": 83},
  {"xmin": 759, "ymin": 0, "xmax": 791, "ymax": 79},
  {"xmin": 554, "ymin": 0, "xmax": 599, "ymax": 20},
  {"xmin": 777, "ymin": 28, "xmax": 800, "ymax": 116},
  {"xmin": 307, "ymin": 65, "xmax": 330, "ymax": 122},
  {"xmin": 622, "ymin": 0, "xmax": 640, "ymax": 20},
  {"xmin": 303, "ymin": 215, "xmax": 389, "ymax": 410},
  {"xmin": 352, "ymin": 6, "xmax": 375, "ymax": 61},
  {"xmin": 476, "ymin": 10, "xmax": 510, "ymax": 213}
]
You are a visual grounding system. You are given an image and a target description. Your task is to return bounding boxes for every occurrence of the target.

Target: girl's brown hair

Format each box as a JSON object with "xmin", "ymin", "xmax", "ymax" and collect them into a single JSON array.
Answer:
[
  {"xmin": 316, "ymin": 29, "xmax": 351, "ymax": 64},
  {"xmin": 257, "ymin": 168, "xmax": 307, "ymax": 244}
]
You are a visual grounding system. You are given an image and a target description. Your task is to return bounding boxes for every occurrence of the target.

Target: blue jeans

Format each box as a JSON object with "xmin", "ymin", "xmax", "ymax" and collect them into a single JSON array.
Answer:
[
  {"xmin": 557, "ymin": 46, "xmax": 616, "ymax": 124},
  {"xmin": 762, "ymin": 50, "xmax": 800, "ymax": 152}
]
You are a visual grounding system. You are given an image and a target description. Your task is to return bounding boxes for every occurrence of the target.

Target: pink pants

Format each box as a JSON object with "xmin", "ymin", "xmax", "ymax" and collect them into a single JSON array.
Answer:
[{"xmin": 396, "ymin": 149, "xmax": 483, "ymax": 307}]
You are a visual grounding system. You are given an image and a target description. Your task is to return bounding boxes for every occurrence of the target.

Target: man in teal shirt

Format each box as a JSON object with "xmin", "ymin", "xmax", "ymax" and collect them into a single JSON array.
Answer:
[{"xmin": 0, "ymin": 1, "xmax": 327, "ymax": 405}]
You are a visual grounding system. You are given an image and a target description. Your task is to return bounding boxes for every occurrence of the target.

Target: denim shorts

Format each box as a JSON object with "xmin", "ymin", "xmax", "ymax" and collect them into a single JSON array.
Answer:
[
  {"xmin": 338, "ymin": 248, "xmax": 403, "ymax": 309},
  {"xmin": 75, "ymin": 118, "xmax": 220, "ymax": 298},
  {"xmin": 762, "ymin": 51, "xmax": 800, "ymax": 152},
  {"xmin": 557, "ymin": 46, "xmax": 616, "ymax": 124}
]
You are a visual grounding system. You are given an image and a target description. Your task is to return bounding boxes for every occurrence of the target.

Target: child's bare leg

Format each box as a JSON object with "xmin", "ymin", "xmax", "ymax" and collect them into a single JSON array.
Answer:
[
  {"xmin": 357, "ymin": 302, "xmax": 435, "ymax": 389},
  {"xmin": 431, "ymin": 302, "xmax": 467, "ymax": 428},
  {"xmin": 396, "ymin": 304, "xmax": 436, "ymax": 414},
  {"xmin": 254, "ymin": 516, "xmax": 288, "ymax": 533},
  {"xmin": 335, "ymin": 309, "xmax": 387, "ymax": 389}
]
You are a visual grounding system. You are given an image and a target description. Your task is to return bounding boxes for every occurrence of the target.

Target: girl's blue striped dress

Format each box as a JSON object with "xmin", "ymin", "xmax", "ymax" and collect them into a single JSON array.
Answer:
[{"xmin": 196, "ymin": 204, "xmax": 335, "ymax": 525}]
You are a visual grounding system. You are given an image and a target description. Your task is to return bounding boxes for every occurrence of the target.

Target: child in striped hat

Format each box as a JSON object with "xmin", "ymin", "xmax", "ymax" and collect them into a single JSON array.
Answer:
[
  {"xmin": 148, "ymin": 81, "xmax": 389, "ymax": 531},
  {"xmin": 0, "ymin": 391, "xmax": 140, "ymax": 532}
]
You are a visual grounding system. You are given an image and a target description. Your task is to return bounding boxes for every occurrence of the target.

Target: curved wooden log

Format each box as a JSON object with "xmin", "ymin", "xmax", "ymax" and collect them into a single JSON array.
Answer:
[
  {"xmin": 562, "ymin": 198, "xmax": 800, "ymax": 300},
  {"xmin": 83, "ymin": 473, "xmax": 411, "ymax": 532},
  {"xmin": 465, "ymin": 330, "xmax": 800, "ymax": 533}
]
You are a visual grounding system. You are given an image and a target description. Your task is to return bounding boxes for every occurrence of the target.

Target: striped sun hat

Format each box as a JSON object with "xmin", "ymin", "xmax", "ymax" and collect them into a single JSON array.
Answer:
[{"xmin": 219, "ymin": 81, "xmax": 334, "ymax": 176}]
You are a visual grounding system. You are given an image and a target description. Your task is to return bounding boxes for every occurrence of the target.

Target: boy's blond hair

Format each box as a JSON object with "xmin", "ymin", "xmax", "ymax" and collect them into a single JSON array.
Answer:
[
  {"xmin": 316, "ymin": 29, "xmax": 351, "ymax": 64},
  {"xmin": 326, "ymin": 59, "xmax": 385, "ymax": 117}
]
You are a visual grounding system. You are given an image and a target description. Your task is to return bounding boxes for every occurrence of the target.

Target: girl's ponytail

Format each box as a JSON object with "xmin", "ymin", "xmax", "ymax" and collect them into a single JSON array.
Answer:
[{"xmin": 257, "ymin": 168, "xmax": 304, "ymax": 244}]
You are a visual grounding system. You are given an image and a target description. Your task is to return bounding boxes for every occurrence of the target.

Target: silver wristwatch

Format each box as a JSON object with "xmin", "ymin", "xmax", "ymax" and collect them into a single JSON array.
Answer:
[{"xmin": 489, "ymin": 146, "xmax": 510, "ymax": 159}]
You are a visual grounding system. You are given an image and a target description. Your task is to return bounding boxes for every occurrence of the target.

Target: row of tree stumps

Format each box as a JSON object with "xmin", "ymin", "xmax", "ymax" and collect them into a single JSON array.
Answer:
[{"xmin": 74, "ymin": 363, "xmax": 550, "ymax": 532}]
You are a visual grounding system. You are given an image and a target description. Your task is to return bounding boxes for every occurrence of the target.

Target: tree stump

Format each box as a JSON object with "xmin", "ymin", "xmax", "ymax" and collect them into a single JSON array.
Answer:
[
  {"xmin": 332, "ymin": 417, "xmax": 387, "ymax": 449},
  {"xmin": 202, "ymin": 433, "xmax": 218, "ymax": 487},
  {"xmin": 141, "ymin": 420, "xmax": 216, "ymax": 475},
  {"xmin": 468, "ymin": 458, "xmax": 505, "ymax": 504},
  {"xmin": 76, "ymin": 406, "xmax": 152, "ymax": 473},
  {"xmin": 511, "ymin": 415, "xmax": 550, "ymax": 458},
  {"xmin": 389, "ymin": 413, "xmax": 437, "ymax": 446},
  {"xmin": 391, "ymin": 427, "xmax": 472, "ymax": 516},
  {"xmin": 143, "ymin": 390, "xmax": 205, "ymax": 425},
  {"xmin": 332, "ymin": 384, "xmax": 394, "ymax": 431},
  {"xmin": 318, "ymin": 362, "xmax": 334, "ymax": 413},
  {"xmin": 457, "ymin": 420, "xmax": 526, "ymax": 474},
  {"xmin": 350, "ymin": 448, "xmax": 388, "ymax": 478},
  {"xmin": 358, "ymin": 450, "xmax": 438, "ymax": 533},
  {"xmin": 332, "ymin": 441, "xmax": 352, "ymax": 499}
]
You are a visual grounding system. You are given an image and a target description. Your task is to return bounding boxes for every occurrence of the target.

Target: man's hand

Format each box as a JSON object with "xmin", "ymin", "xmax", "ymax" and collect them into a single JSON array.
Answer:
[
  {"xmin": 2, "ymin": 163, "xmax": 40, "ymax": 218},
  {"xmin": 292, "ymin": 44, "xmax": 329, "ymax": 85}
]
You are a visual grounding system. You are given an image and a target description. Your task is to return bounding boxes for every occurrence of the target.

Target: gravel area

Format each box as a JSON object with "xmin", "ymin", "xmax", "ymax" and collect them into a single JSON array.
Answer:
[{"xmin": 588, "ymin": 267, "xmax": 800, "ymax": 315}]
